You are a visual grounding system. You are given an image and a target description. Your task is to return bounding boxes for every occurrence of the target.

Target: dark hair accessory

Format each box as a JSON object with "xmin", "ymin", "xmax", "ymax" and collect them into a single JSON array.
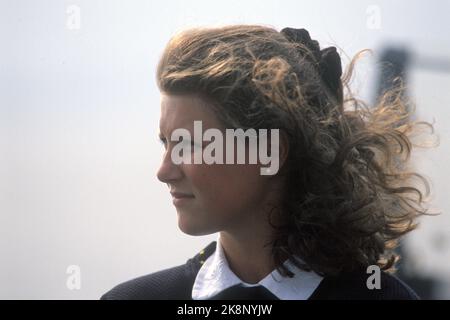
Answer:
[{"xmin": 280, "ymin": 27, "xmax": 342, "ymax": 101}]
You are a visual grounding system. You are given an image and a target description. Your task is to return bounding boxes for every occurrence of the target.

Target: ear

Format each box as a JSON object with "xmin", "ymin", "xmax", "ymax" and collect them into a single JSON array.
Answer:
[{"xmin": 261, "ymin": 129, "xmax": 290, "ymax": 177}]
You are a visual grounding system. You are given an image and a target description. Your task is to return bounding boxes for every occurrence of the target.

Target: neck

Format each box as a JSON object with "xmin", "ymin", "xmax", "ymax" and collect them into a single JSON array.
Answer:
[{"xmin": 219, "ymin": 204, "xmax": 285, "ymax": 284}]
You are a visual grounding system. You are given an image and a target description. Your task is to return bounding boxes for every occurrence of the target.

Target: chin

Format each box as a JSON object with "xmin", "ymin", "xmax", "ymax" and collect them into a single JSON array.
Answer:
[{"xmin": 177, "ymin": 213, "xmax": 217, "ymax": 236}]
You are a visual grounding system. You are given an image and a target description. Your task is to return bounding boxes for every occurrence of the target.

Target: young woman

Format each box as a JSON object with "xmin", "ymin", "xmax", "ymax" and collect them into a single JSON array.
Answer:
[{"xmin": 101, "ymin": 25, "xmax": 435, "ymax": 300}]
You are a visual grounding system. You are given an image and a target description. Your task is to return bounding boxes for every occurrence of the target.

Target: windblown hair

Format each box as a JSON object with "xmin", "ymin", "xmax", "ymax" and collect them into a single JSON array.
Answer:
[{"xmin": 156, "ymin": 25, "xmax": 438, "ymax": 277}]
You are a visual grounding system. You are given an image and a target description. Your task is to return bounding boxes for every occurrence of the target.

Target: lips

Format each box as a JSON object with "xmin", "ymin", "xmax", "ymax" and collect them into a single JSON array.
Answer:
[
  {"xmin": 170, "ymin": 192, "xmax": 195, "ymax": 206},
  {"xmin": 170, "ymin": 192, "xmax": 195, "ymax": 199}
]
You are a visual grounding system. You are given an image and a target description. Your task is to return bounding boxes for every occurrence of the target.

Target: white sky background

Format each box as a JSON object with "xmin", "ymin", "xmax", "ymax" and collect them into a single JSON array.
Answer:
[{"xmin": 0, "ymin": 0, "xmax": 449, "ymax": 299}]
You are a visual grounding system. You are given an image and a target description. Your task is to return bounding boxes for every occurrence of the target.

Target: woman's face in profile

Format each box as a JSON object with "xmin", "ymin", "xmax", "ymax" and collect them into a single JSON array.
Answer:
[{"xmin": 157, "ymin": 94, "xmax": 278, "ymax": 236}]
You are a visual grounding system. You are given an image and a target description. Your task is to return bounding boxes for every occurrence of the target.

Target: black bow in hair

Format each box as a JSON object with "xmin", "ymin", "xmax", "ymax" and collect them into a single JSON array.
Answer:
[{"xmin": 280, "ymin": 27, "xmax": 343, "ymax": 103}]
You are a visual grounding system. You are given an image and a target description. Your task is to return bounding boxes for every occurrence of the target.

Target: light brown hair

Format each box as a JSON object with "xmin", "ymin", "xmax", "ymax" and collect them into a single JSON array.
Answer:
[{"xmin": 157, "ymin": 25, "xmax": 438, "ymax": 277}]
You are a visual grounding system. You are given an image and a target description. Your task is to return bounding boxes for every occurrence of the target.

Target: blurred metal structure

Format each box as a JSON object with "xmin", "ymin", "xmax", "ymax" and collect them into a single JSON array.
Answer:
[{"xmin": 373, "ymin": 46, "xmax": 450, "ymax": 299}]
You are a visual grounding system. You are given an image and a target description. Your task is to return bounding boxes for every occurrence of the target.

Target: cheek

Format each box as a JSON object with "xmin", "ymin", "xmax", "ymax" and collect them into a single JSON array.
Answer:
[{"xmin": 188, "ymin": 163, "xmax": 265, "ymax": 211}]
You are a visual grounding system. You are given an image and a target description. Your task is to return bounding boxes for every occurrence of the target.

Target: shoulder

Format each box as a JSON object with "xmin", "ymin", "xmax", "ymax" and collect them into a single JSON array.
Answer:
[
  {"xmin": 100, "ymin": 241, "xmax": 217, "ymax": 300},
  {"xmin": 309, "ymin": 268, "xmax": 419, "ymax": 300},
  {"xmin": 100, "ymin": 263, "xmax": 191, "ymax": 300}
]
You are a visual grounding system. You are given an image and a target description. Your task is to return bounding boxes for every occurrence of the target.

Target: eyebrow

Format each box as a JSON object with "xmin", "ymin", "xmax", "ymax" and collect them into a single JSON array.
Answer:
[{"xmin": 158, "ymin": 121, "xmax": 194, "ymax": 141}]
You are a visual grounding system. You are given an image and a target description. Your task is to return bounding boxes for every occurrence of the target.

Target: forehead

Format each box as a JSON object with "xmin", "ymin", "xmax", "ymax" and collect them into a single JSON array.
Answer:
[{"xmin": 159, "ymin": 94, "xmax": 224, "ymax": 133}]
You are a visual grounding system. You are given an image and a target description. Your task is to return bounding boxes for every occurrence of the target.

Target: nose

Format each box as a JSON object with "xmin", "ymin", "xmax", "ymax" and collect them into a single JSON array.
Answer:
[{"xmin": 156, "ymin": 148, "xmax": 184, "ymax": 184}]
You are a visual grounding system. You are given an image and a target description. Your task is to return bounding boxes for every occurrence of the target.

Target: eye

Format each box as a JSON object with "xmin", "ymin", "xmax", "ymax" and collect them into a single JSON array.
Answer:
[{"xmin": 158, "ymin": 136, "xmax": 167, "ymax": 149}]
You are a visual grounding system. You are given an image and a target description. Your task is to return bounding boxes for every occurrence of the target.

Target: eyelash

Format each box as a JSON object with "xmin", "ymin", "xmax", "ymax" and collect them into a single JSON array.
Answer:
[
  {"xmin": 159, "ymin": 137, "xmax": 167, "ymax": 147},
  {"xmin": 158, "ymin": 137, "xmax": 200, "ymax": 150}
]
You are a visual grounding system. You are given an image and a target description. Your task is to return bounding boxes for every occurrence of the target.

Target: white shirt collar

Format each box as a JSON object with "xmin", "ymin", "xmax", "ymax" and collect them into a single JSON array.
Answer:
[{"xmin": 192, "ymin": 234, "xmax": 323, "ymax": 300}]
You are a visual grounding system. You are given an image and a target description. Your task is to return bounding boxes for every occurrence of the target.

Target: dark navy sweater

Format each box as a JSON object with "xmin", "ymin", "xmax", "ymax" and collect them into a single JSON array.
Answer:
[{"xmin": 101, "ymin": 241, "xmax": 419, "ymax": 300}]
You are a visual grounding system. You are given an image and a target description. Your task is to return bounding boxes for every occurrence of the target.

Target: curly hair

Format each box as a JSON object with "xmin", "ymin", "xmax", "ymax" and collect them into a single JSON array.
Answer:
[{"xmin": 156, "ymin": 25, "xmax": 438, "ymax": 277}]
